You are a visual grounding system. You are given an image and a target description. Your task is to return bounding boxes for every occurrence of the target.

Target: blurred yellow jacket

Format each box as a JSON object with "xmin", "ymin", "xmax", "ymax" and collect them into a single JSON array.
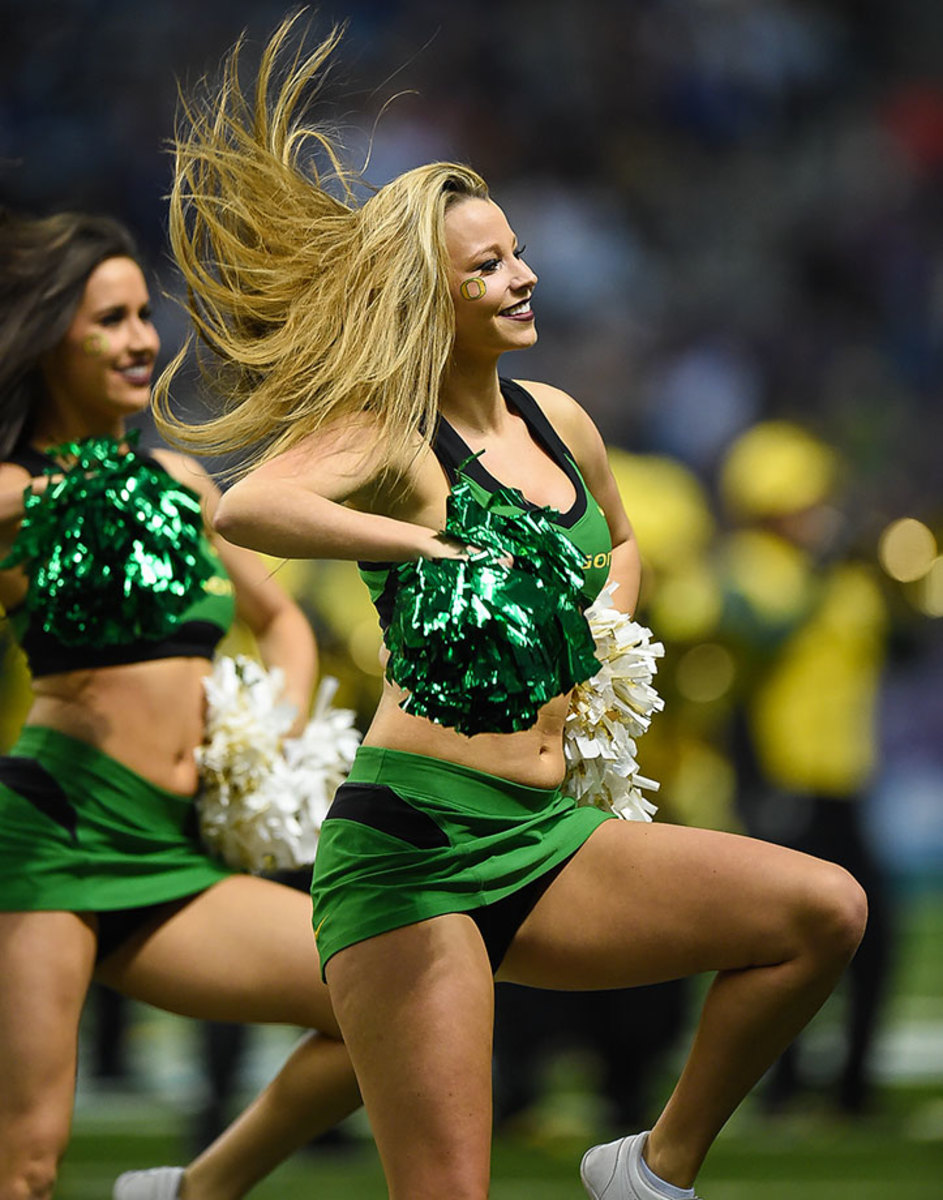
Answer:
[{"xmin": 749, "ymin": 558, "xmax": 888, "ymax": 795}]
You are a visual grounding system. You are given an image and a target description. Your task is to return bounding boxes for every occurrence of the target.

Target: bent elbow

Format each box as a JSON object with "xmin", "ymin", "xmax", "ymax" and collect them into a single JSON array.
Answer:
[{"xmin": 212, "ymin": 492, "xmax": 252, "ymax": 547}]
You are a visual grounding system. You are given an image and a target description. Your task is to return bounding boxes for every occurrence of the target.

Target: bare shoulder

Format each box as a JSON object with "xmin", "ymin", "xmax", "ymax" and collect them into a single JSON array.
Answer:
[
  {"xmin": 514, "ymin": 378, "xmax": 581, "ymax": 414},
  {"xmin": 0, "ymin": 461, "xmax": 32, "ymax": 491},
  {"xmin": 149, "ymin": 447, "xmax": 218, "ymax": 499},
  {"xmin": 512, "ymin": 378, "xmax": 603, "ymax": 457},
  {"xmin": 0, "ymin": 461, "xmax": 33, "ymax": 562}
]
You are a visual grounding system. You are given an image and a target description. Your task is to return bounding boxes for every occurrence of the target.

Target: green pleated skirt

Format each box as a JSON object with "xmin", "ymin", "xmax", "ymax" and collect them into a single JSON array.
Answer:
[
  {"xmin": 311, "ymin": 745, "xmax": 612, "ymax": 975},
  {"xmin": 0, "ymin": 725, "xmax": 231, "ymax": 912}
]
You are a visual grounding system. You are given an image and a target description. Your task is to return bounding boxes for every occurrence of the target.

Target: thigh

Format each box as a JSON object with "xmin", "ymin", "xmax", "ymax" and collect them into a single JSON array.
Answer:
[
  {"xmin": 500, "ymin": 818, "xmax": 851, "ymax": 990},
  {"xmin": 325, "ymin": 913, "xmax": 494, "ymax": 1199},
  {"xmin": 0, "ymin": 910, "xmax": 96, "ymax": 1139},
  {"xmin": 95, "ymin": 875, "xmax": 338, "ymax": 1034}
]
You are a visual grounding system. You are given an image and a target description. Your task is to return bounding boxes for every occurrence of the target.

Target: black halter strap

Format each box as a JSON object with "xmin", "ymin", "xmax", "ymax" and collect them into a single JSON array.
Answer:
[{"xmin": 430, "ymin": 378, "xmax": 587, "ymax": 527}]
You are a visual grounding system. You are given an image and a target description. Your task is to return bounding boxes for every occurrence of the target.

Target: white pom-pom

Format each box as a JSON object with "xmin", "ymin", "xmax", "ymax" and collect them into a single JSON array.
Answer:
[
  {"xmin": 563, "ymin": 582, "xmax": 664, "ymax": 822},
  {"xmin": 196, "ymin": 657, "xmax": 361, "ymax": 872}
]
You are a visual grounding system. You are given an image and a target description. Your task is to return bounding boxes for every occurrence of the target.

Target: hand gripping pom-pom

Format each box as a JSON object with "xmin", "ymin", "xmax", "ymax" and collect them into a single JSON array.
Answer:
[
  {"xmin": 195, "ymin": 656, "xmax": 362, "ymax": 872},
  {"xmin": 383, "ymin": 467, "xmax": 600, "ymax": 736},
  {"xmin": 563, "ymin": 582, "xmax": 665, "ymax": 821},
  {"xmin": 0, "ymin": 433, "xmax": 215, "ymax": 646}
]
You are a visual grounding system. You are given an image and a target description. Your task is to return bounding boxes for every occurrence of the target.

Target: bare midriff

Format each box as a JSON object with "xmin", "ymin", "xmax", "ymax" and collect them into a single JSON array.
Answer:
[
  {"xmin": 363, "ymin": 677, "xmax": 569, "ymax": 789},
  {"xmin": 25, "ymin": 657, "xmax": 213, "ymax": 795}
]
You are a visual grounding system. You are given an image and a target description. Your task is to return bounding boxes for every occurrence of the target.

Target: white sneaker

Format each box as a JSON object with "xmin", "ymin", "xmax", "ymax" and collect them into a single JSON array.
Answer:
[
  {"xmin": 580, "ymin": 1132, "xmax": 701, "ymax": 1200},
  {"xmin": 112, "ymin": 1166, "xmax": 185, "ymax": 1200}
]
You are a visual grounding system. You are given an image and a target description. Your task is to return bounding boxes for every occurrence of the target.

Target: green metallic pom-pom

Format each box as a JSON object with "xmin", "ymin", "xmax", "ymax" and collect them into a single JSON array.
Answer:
[
  {"xmin": 384, "ymin": 467, "xmax": 600, "ymax": 736},
  {"xmin": 0, "ymin": 432, "xmax": 216, "ymax": 647}
]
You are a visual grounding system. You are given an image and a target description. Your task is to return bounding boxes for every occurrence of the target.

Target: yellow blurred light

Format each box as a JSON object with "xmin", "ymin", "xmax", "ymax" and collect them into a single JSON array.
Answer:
[
  {"xmin": 878, "ymin": 517, "xmax": 937, "ymax": 582},
  {"xmin": 667, "ymin": 737, "xmax": 738, "ymax": 832},
  {"xmin": 719, "ymin": 421, "xmax": 837, "ymax": 519},
  {"xmin": 607, "ymin": 448, "xmax": 715, "ymax": 570},
  {"xmin": 257, "ymin": 555, "xmax": 309, "ymax": 598},
  {"xmin": 309, "ymin": 561, "xmax": 381, "ymax": 637},
  {"xmin": 675, "ymin": 642, "xmax": 735, "ymax": 703},
  {"xmin": 348, "ymin": 619, "xmax": 385, "ymax": 676},
  {"xmin": 722, "ymin": 528, "xmax": 813, "ymax": 625},
  {"xmin": 650, "ymin": 562, "xmax": 723, "ymax": 641},
  {"xmin": 0, "ymin": 636, "xmax": 31, "ymax": 752},
  {"xmin": 917, "ymin": 556, "xmax": 943, "ymax": 617}
]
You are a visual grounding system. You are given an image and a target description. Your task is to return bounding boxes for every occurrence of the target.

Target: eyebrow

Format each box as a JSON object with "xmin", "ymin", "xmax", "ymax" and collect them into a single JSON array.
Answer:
[
  {"xmin": 466, "ymin": 235, "xmax": 520, "ymax": 261},
  {"xmin": 90, "ymin": 301, "xmax": 148, "ymax": 318}
]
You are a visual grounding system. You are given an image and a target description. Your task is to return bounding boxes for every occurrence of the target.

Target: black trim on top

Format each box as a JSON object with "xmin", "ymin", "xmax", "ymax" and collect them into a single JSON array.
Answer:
[
  {"xmin": 356, "ymin": 379, "xmax": 591, "ymax": 624},
  {"xmin": 6, "ymin": 440, "xmax": 164, "ymax": 477},
  {"xmin": 6, "ymin": 445, "xmax": 50, "ymax": 476},
  {"xmin": 356, "ymin": 563, "xmax": 399, "ymax": 631},
  {"xmin": 431, "ymin": 378, "xmax": 588, "ymax": 530},
  {"xmin": 19, "ymin": 619, "xmax": 226, "ymax": 679}
]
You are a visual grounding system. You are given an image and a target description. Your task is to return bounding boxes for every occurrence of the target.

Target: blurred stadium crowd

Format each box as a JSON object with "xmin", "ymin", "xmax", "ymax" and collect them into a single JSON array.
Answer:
[
  {"xmin": 6, "ymin": 0, "xmax": 939, "ymax": 839},
  {"xmin": 2, "ymin": 0, "xmax": 942, "ymax": 1134}
]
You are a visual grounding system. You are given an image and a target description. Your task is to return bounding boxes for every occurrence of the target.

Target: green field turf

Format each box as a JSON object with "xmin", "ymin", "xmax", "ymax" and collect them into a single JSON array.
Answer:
[
  {"xmin": 58, "ymin": 1098, "xmax": 943, "ymax": 1200},
  {"xmin": 59, "ymin": 888, "xmax": 943, "ymax": 1198}
]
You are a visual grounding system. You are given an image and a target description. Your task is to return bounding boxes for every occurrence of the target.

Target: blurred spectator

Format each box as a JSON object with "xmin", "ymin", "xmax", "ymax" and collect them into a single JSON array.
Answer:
[
  {"xmin": 492, "ymin": 980, "xmax": 689, "ymax": 1137},
  {"xmin": 715, "ymin": 420, "xmax": 896, "ymax": 1115}
]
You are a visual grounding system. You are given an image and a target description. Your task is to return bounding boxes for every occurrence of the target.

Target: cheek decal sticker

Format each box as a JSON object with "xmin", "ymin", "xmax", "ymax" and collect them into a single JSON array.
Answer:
[
  {"xmin": 82, "ymin": 333, "xmax": 106, "ymax": 356},
  {"xmin": 460, "ymin": 277, "xmax": 487, "ymax": 301}
]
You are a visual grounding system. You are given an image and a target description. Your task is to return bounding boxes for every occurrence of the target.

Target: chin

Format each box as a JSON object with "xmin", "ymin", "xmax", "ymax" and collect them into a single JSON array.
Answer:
[{"xmin": 114, "ymin": 390, "xmax": 152, "ymax": 414}]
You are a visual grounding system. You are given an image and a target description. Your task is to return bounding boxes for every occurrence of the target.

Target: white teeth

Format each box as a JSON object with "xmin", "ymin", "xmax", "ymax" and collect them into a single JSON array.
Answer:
[{"xmin": 503, "ymin": 299, "xmax": 531, "ymax": 316}]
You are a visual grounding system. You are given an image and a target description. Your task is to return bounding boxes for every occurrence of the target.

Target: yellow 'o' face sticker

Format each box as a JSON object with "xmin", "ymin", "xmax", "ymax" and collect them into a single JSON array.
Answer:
[
  {"xmin": 460, "ymin": 277, "xmax": 487, "ymax": 301},
  {"xmin": 82, "ymin": 333, "xmax": 106, "ymax": 356}
]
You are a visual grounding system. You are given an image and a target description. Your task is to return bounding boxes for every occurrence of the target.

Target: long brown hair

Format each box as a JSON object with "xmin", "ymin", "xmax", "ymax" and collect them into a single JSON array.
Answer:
[
  {"xmin": 156, "ymin": 13, "xmax": 489, "ymax": 473},
  {"xmin": 0, "ymin": 210, "xmax": 141, "ymax": 459}
]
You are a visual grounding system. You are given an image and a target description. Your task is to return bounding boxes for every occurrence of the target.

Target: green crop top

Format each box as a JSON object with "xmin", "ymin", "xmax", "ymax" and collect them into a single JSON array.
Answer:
[
  {"xmin": 360, "ymin": 378, "xmax": 613, "ymax": 630},
  {"xmin": 3, "ymin": 444, "xmax": 236, "ymax": 678}
]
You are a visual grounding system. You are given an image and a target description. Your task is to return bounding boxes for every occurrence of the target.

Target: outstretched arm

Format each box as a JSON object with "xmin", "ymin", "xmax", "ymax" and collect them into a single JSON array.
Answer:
[{"xmin": 212, "ymin": 424, "xmax": 461, "ymax": 565}]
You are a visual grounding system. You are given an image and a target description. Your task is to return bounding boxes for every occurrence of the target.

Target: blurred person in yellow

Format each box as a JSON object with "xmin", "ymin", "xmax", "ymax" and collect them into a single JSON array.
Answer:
[
  {"xmin": 717, "ymin": 420, "xmax": 893, "ymax": 1117},
  {"xmin": 606, "ymin": 449, "xmax": 736, "ymax": 835},
  {"xmin": 0, "ymin": 622, "xmax": 31, "ymax": 750}
]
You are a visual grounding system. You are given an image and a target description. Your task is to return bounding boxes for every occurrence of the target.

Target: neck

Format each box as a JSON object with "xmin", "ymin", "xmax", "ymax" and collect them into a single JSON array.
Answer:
[
  {"xmin": 439, "ymin": 356, "xmax": 505, "ymax": 435},
  {"xmin": 31, "ymin": 408, "xmax": 126, "ymax": 451}
]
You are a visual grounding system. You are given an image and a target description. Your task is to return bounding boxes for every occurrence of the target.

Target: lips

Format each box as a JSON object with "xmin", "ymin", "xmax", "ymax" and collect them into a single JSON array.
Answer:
[
  {"xmin": 500, "ymin": 298, "xmax": 533, "ymax": 318},
  {"xmin": 118, "ymin": 364, "xmax": 154, "ymax": 387}
]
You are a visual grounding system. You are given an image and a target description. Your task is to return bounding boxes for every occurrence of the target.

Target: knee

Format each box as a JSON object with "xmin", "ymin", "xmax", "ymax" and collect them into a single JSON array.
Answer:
[
  {"xmin": 800, "ymin": 861, "xmax": 869, "ymax": 967},
  {"xmin": 0, "ymin": 1130, "xmax": 63, "ymax": 1200},
  {"xmin": 0, "ymin": 1104, "xmax": 70, "ymax": 1200}
]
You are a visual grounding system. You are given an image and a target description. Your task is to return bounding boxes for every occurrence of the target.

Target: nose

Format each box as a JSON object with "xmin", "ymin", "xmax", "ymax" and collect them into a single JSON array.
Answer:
[
  {"xmin": 129, "ymin": 316, "xmax": 160, "ymax": 357},
  {"xmin": 513, "ymin": 256, "xmax": 538, "ymax": 291}
]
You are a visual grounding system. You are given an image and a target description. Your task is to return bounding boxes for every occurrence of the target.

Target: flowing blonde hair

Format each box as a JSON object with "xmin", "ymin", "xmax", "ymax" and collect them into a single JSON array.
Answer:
[{"xmin": 155, "ymin": 13, "xmax": 489, "ymax": 472}]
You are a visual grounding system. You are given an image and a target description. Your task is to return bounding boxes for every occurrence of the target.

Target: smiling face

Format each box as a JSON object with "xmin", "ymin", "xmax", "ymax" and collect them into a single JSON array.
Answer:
[
  {"xmin": 38, "ymin": 256, "xmax": 159, "ymax": 438},
  {"xmin": 444, "ymin": 198, "xmax": 538, "ymax": 365}
]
